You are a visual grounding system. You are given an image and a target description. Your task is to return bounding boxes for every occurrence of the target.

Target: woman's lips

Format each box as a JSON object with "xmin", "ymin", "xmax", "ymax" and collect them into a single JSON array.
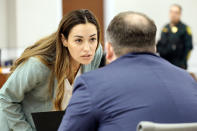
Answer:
[{"xmin": 81, "ymin": 54, "xmax": 92, "ymax": 60}]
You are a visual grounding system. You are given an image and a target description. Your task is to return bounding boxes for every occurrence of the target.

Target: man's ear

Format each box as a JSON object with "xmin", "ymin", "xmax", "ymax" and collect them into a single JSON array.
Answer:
[
  {"xmin": 106, "ymin": 42, "xmax": 117, "ymax": 64},
  {"xmin": 61, "ymin": 34, "xmax": 68, "ymax": 47}
]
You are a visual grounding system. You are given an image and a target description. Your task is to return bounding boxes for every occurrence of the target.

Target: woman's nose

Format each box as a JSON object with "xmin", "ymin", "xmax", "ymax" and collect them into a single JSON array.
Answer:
[{"xmin": 83, "ymin": 42, "xmax": 91, "ymax": 51}]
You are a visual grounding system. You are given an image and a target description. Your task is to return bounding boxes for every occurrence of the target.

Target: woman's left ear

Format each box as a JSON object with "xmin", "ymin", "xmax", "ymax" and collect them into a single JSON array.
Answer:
[{"xmin": 61, "ymin": 34, "xmax": 68, "ymax": 47}]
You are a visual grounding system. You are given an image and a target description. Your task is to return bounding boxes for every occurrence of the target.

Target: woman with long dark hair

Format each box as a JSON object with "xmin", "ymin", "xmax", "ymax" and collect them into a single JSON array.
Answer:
[{"xmin": 0, "ymin": 9, "xmax": 102, "ymax": 131}]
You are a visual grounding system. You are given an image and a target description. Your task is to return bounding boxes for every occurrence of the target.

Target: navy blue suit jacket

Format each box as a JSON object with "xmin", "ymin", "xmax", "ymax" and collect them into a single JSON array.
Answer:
[{"xmin": 58, "ymin": 53, "xmax": 197, "ymax": 131}]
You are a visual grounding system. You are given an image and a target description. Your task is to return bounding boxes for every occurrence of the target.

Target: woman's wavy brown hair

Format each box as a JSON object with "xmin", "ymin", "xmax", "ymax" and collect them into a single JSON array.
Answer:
[{"xmin": 9, "ymin": 9, "xmax": 101, "ymax": 110}]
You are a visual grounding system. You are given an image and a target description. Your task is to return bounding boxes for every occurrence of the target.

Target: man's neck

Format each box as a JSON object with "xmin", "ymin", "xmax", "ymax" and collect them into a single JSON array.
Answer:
[
  {"xmin": 121, "ymin": 47, "xmax": 156, "ymax": 55},
  {"xmin": 170, "ymin": 21, "xmax": 180, "ymax": 26}
]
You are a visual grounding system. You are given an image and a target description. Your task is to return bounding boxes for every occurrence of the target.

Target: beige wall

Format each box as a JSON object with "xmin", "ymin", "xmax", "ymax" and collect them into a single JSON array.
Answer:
[
  {"xmin": 0, "ymin": 0, "xmax": 8, "ymax": 48},
  {"xmin": 0, "ymin": 0, "xmax": 62, "ymax": 62},
  {"xmin": 16, "ymin": 0, "xmax": 62, "ymax": 48}
]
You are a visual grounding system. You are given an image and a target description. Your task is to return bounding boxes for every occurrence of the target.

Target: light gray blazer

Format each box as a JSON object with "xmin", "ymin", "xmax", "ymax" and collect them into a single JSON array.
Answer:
[{"xmin": 0, "ymin": 44, "xmax": 102, "ymax": 131}]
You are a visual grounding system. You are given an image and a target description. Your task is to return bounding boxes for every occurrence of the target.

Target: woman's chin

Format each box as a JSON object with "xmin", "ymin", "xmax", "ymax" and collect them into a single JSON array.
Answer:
[{"xmin": 80, "ymin": 59, "xmax": 93, "ymax": 65}]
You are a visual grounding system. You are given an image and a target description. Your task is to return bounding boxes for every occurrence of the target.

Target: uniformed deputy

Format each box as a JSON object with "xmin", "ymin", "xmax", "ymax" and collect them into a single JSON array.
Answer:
[{"xmin": 157, "ymin": 4, "xmax": 193, "ymax": 69}]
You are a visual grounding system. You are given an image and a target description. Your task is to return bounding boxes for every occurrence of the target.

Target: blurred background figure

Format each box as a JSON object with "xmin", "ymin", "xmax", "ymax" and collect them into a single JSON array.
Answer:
[{"xmin": 157, "ymin": 4, "xmax": 193, "ymax": 69}]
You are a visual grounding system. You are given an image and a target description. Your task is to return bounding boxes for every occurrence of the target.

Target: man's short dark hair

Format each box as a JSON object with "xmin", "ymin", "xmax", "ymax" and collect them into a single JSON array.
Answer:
[{"xmin": 106, "ymin": 11, "xmax": 157, "ymax": 56}]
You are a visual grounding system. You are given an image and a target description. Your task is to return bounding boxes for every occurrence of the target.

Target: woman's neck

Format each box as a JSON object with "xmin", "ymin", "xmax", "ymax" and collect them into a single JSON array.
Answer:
[
  {"xmin": 70, "ymin": 58, "xmax": 80, "ymax": 73},
  {"xmin": 68, "ymin": 57, "xmax": 80, "ymax": 84}
]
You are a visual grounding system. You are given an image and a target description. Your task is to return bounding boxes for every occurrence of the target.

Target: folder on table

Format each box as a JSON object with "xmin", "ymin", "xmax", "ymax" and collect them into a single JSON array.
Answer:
[{"xmin": 32, "ymin": 111, "xmax": 65, "ymax": 131}]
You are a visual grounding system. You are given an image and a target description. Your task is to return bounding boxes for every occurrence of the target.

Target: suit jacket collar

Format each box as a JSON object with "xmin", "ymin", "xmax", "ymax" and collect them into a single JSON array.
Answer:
[{"xmin": 120, "ymin": 52, "xmax": 159, "ymax": 59}]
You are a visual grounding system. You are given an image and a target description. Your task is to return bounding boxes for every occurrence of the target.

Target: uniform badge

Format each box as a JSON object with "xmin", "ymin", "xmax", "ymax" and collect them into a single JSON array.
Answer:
[{"xmin": 171, "ymin": 26, "xmax": 178, "ymax": 33}]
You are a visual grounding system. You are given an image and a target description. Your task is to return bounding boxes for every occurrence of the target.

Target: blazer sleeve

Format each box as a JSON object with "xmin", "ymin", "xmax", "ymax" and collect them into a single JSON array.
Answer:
[
  {"xmin": 58, "ymin": 76, "xmax": 97, "ymax": 131},
  {"xmin": 0, "ymin": 57, "xmax": 49, "ymax": 131},
  {"xmin": 82, "ymin": 43, "xmax": 103, "ymax": 73}
]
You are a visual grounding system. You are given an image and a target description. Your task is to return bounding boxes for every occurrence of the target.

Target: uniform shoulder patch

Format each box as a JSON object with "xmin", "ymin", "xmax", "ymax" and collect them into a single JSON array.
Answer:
[
  {"xmin": 162, "ymin": 27, "xmax": 168, "ymax": 33},
  {"xmin": 186, "ymin": 26, "xmax": 192, "ymax": 35}
]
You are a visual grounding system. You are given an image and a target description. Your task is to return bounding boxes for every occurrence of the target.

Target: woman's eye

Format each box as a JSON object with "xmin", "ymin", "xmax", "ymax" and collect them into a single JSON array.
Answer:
[
  {"xmin": 75, "ymin": 39, "xmax": 82, "ymax": 43},
  {"xmin": 90, "ymin": 38, "xmax": 97, "ymax": 42}
]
